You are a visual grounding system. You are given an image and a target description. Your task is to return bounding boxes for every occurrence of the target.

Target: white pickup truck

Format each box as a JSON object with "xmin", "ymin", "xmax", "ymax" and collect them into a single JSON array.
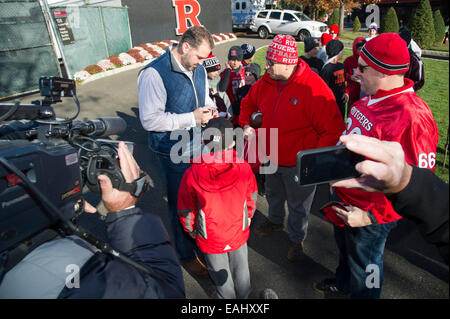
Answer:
[{"xmin": 250, "ymin": 9, "xmax": 328, "ymax": 41}]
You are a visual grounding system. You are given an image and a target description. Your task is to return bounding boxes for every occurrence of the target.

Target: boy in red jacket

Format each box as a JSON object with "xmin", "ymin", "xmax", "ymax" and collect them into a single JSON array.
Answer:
[{"xmin": 177, "ymin": 117, "xmax": 258, "ymax": 299}]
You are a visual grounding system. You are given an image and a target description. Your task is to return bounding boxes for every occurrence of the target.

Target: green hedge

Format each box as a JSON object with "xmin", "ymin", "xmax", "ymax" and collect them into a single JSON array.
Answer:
[
  {"xmin": 407, "ymin": 0, "xmax": 435, "ymax": 49},
  {"xmin": 353, "ymin": 16, "xmax": 361, "ymax": 32},
  {"xmin": 433, "ymin": 10, "xmax": 446, "ymax": 44},
  {"xmin": 380, "ymin": 7, "xmax": 399, "ymax": 33}
]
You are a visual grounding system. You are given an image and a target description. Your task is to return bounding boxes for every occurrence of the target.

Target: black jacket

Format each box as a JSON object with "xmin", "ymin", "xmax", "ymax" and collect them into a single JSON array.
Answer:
[
  {"xmin": 58, "ymin": 207, "xmax": 185, "ymax": 298},
  {"xmin": 387, "ymin": 166, "xmax": 449, "ymax": 265}
]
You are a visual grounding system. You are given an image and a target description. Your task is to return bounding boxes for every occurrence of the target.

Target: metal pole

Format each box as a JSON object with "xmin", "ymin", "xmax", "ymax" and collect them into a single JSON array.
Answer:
[{"xmin": 38, "ymin": 0, "xmax": 72, "ymax": 78}]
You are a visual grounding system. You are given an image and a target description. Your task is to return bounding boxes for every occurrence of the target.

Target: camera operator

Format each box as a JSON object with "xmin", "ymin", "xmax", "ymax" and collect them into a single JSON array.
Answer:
[{"xmin": 0, "ymin": 142, "xmax": 185, "ymax": 299}]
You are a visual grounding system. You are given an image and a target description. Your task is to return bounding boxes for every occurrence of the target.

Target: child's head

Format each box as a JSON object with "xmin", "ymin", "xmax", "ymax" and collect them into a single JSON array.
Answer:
[
  {"xmin": 368, "ymin": 23, "xmax": 378, "ymax": 37},
  {"xmin": 326, "ymin": 40, "xmax": 344, "ymax": 62},
  {"xmin": 241, "ymin": 43, "xmax": 256, "ymax": 62},
  {"xmin": 228, "ymin": 46, "xmax": 243, "ymax": 69},
  {"xmin": 244, "ymin": 63, "xmax": 261, "ymax": 85},
  {"xmin": 355, "ymin": 39, "xmax": 366, "ymax": 56},
  {"xmin": 304, "ymin": 37, "xmax": 319, "ymax": 57},
  {"xmin": 202, "ymin": 117, "xmax": 235, "ymax": 152},
  {"xmin": 329, "ymin": 24, "xmax": 339, "ymax": 38},
  {"xmin": 203, "ymin": 52, "xmax": 221, "ymax": 80}
]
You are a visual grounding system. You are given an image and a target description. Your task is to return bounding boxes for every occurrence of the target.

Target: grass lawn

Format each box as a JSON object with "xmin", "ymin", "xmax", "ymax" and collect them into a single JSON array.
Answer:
[
  {"xmin": 340, "ymin": 30, "xmax": 449, "ymax": 52},
  {"xmin": 254, "ymin": 43, "xmax": 449, "ymax": 183}
]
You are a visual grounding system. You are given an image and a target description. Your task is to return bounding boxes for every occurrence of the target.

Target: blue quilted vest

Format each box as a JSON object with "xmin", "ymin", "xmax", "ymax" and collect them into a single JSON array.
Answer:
[{"xmin": 142, "ymin": 48, "xmax": 206, "ymax": 155}]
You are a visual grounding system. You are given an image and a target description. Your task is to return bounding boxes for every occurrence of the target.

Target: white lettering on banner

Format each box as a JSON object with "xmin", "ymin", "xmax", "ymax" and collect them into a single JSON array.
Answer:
[
  {"xmin": 65, "ymin": 264, "xmax": 80, "ymax": 289},
  {"xmin": 365, "ymin": 264, "xmax": 380, "ymax": 289}
]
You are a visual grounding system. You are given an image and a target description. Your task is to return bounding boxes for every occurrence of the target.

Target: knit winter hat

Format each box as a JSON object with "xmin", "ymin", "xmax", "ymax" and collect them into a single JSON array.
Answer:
[
  {"xmin": 266, "ymin": 34, "xmax": 298, "ymax": 65},
  {"xmin": 203, "ymin": 53, "xmax": 221, "ymax": 73},
  {"xmin": 241, "ymin": 43, "xmax": 256, "ymax": 60},
  {"xmin": 360, "ymin": 33, "xmax": 410, "ymax": 75},
  {"xmin": 202, "ymin": 117, "xmax": 234, "ymax": 151},
  {"xmin": 228, "ymin": 46, "xmax": 244, "ymax": 61},
  {"xmin": 326, "ymin": 39, "xmax": 344, "ymax": 58},
  {"xmin": 398, "ymin": 27, "xmax": 412, "ymax": 46},
  {"xmin": 368, "ymin": 22, "xmax": 378, "ymax": 31},
  {"xmin": 304, "ymin": 37, "xmax": 319, "ymax": 53},
  {"xmin": 321, "ymin": 33, "xmax": 332, "ymax": 46},
  {"xmin": 245, "ymin": 63, "xmax": 261, "ymax": 80},
  {"xmin": 330, "ymin": 24, "xmax": 339, "ymax": 35}
]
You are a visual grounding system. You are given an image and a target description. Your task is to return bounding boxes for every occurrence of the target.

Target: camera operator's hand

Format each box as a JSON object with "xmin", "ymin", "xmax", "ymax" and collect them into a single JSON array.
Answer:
[
  {"xmin": 98, "ymin": 141, "xmax": 141, "ymax": 213},
  {"xmin": 331, "ymin": 134, "xmax": 412, "ymax": 194}
]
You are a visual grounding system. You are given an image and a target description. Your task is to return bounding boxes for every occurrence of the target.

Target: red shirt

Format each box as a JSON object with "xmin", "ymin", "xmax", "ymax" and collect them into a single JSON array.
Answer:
[{"xmin": 325, "ymin": 79, "xmax": 439, "ymax": 226}]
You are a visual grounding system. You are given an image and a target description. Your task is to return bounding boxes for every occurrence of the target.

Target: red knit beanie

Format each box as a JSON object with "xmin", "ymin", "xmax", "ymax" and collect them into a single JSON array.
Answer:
[
  {"xmin": 360, "ymin": 33, "xmax": 410, "ymax": 75},
  {"xmin": 330, "ymin": 24, "xmax": 339, "ymax": 35},
  {"xmin": 266, "ymin": 34, "xmax": 298, "ymax": 65},
  {"xmin": 321, "ymin": 33, "xmax": 332, "ymax": 46}
]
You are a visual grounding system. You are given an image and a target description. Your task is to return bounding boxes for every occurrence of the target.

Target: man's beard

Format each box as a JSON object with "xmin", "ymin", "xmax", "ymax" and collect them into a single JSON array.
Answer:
[{"xmin": 181, "ymin": 54, "xmax": 196, "ymax": 71}]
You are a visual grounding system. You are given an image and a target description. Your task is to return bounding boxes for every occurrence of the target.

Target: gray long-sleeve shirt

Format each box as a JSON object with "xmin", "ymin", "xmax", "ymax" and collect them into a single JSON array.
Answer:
[{"xmin": 138, "ymin": 46, "xmax": 215, "ymax": 132}]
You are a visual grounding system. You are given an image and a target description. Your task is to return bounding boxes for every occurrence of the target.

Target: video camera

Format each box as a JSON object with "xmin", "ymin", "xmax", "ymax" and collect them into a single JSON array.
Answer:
[{"xmin": 0, "ymin": 77, "xmax": 149, "ymax": 257}]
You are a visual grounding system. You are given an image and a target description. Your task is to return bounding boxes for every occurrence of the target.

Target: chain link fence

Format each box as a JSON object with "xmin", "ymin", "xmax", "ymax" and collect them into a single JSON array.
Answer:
[
  {"xmin": 0, "ymin": 0, "xmax": 60, "ymax": 99},
  {"xmin": 50, "ymin": 5, "xmax": 132, "ymax": 76}
]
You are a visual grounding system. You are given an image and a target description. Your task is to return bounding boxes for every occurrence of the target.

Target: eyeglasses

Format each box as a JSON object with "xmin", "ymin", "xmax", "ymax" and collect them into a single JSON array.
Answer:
[
  {"xmin": 358, "ymin": 63, "xmax": 369, "ymax": 73},
  {"xmin": 266, "ymin": 59, "xmax": 277, "ymax": 67}
]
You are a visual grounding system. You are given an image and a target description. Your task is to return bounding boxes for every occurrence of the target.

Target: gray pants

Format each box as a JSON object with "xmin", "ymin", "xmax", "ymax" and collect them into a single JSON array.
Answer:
[
  {"xmin": 204, "ymin": 243, "xmax": 250, "ymax": 299},
  {"xmin": 265, "ymin": 166, "xmax": 316, "ymax": 243}
]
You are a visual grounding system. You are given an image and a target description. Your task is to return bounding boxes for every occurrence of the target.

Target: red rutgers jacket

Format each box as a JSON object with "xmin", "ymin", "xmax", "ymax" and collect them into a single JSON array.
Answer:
[
  {"xmin": 177, "ymin": 149, "xmax": 258, "ymax": 254},
  {"xmin": 239, "ymin": 59, "xmax": 345, "ymax": 167},
  {"xmin": 324, "ymin": 78, "xmax": 439, "ymax": 226}
]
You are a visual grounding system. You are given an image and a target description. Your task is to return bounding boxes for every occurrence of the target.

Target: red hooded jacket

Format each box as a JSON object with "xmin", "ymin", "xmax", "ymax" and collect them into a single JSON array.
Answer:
[
  {"xmin": 343, "ymin": 37, "xmax": 365, "ymax": 103},
  {"xmin": 239, "ymin": 59, "xmax": 345, "ymax": 167},
  {"xmin": 177, "ymin": 149, "xmax": 258, "ymax": 254}
]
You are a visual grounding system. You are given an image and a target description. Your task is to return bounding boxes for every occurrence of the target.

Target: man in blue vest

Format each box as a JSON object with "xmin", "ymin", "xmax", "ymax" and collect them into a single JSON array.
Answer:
[{"xmin": 138, "ymin": 26, "xmax": 215, "ymax": 277}]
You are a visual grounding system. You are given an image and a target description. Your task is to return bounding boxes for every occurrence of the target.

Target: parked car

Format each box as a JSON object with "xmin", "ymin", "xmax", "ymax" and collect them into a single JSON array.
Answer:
[{"xmin": 250, "ymin": 9, "xmax": 328, "ymax": 41}]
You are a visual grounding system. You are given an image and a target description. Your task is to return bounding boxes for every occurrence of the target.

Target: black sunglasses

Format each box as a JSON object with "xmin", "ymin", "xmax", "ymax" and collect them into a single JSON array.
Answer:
[
  {"xmin": 358, "ymin": 63, "xmax": 369, "ymax": 73},
  {"xmin": 266, "ymin": 59, "xmax": 277, "ymax": 67}
]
